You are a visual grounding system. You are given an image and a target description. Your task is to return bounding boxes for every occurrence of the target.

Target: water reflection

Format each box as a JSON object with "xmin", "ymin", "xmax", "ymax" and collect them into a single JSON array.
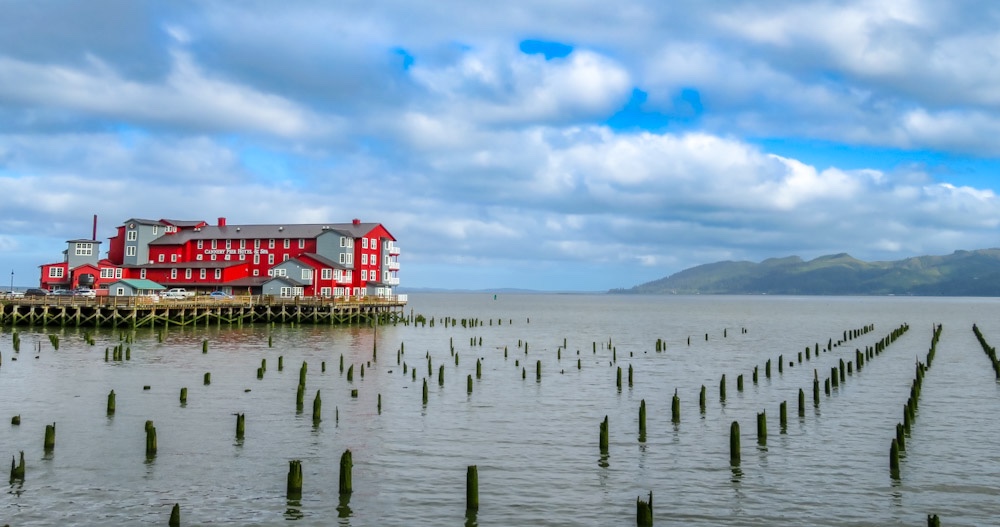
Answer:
[
  {"xmin": 337, "ymin": 493, "xmax": 352, "ymax": 518},
  {"xmin": 284, "ymin": 499, "xmax": 304, "ymax": 520}
]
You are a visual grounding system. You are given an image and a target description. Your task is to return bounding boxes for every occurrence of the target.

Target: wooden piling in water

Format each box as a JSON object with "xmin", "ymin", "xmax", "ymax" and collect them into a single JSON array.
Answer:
[
  {"xmin": 639, "ymin": 399, "xmax": 647, "ymax": 441},
  {"xmin": 636, "ymin": 491, "xmax": 653, "ymax": 527},
  {"xmin": 145, "ymin": 421, "xmax": 157, "ymax": 456},
  {"xmin": 287, "ymin": 459, "xmax": 303, "ymax": 499},
  {"xmin": 700, "ymin": 385, "xmax": 706, "ymax": 413},
  {"xmin": 730, "ymin": 421, "xmax": 740, "ymax": 464},
  {"xmin": 204, "ymin": 372, "xmax": 211, "ymax": 385},
  {"xmin": 236, "ymin": 413, "xmax": 245, "ymax": 440},
  {"xmin": 890, "ymin": 438, "xmax": 900, "ymax": 477},
  {"xmin": 779, "ymin": 401, "xmax": 787, "ymax": 433},
  {"xmin": 339, "ymin": 450, "xmax": 353, "ymax": 495},
  {"xmin": 737, "ymin": 374, "xmax": 744, "ymax": 391},
  {"xmin": 671, "ymin": 389, "xmax": 680, "ymax": 424},
  {"xmin": 756, "ymin": 411, "xmax": 767, "ymax": 445},
  {"xmin": 720, "ymin": 374, "xmax": 726, "ymax": 401},
  {"xmin": 44, "ymin": 422, "xmax": 55, "ymax": 452},
  {"xmin": 312, "ymin": 390, "xmax": 322, "ymax": 424},
  {"xmin": 466, "ymin": 465, "xmax": 479, "ymax": 512},
  {"xmin": 600, "ymin": 415, "xmax": 609, "ymax": 454},
  {"xmin": 798, "ymin": 388, "xmax": 805, "ymax": 416},
  {"xmin": 169, "ymin": 503, "xmax": 180, "ymax": 527},
  {"xmin": 180, "ymin": 387, "xmax": 187, "ymax": 404},
  {"xmin": 107, "ymin": 390, "xmax": 116, "ymax": 415}
]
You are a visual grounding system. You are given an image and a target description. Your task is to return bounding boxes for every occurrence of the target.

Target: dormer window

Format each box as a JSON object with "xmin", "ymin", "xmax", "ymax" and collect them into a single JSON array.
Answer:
[{"xmin": 74, "ymin": 243, "xmax": 93, "ymax": 256}]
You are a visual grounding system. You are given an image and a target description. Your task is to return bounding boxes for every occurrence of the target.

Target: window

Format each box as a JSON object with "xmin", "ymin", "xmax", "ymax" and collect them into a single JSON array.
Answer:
[
  {"xmin": 116, "ymin": 287, "xmax": 125, "ymax": 296},
  {"xmin": 370, "ymin": 238, "xmax": 376, "ymax": 249},
  {"xmin": 283, "ymin": 239, "xmax": 290, "ymax": 249},
  {"xmin": 362, "ymin": 270, "xmax": 367, "ymax": 281},
  {"xmin": 239, "ymin": 239, "xmax": 246, "ymax": 249},
  {"xmin": 254, "ymin": 239, "xmax": 260, "ymax": 249},
  {"xmin": 75, "ymin": 243, "xmax": 93, "ymax": 256},
  {"xmin": 115, "ymin": 269, "xmax": 122, "ymax": 279},
  {"xmin": 225, "ymin": 240, "xmax": 232, "ymax": 250},
  {"xmin": 301, "ymin": 269, "xmax": 313, "ymax": 281},
  {"xmin": 211, "ymin": 240, "xmax": 218, "ymax": 249},
  {"xmin": 279, "ymin": 287, "xmax": 293, "ymax": 298},
  {"xmin": 197, "ymin": 240, "xmax": 204, "ymax": 249},
  {"xmin": 340, "ymin": 236, "xmax": 347, "ymax": 247},
  {"xmin": 372, "ymin": 270, "xmax": 378, "ymax": 282},
  {"xmin": 152, "ymin": 226, "xmax": 158, "ymax": 235},
  {"xmin": 320, "ymin": 287, "xmax": 332, "ymax": 297},
  {"xmin": 49, "ymin": 267, "xmax": 64, "ymax": 278},
  {"xmin": 362, "ymin": 238, "xmax": 368, "ymax": 249},
  {"xmin": 298, "ymin": 238, "xmax": 306, "ymax": 249},
  {"xmin": 126, "ymin": 246, "xmax": 136, "ymax": 257},
  {"xmin": 170, "ymin": 269, "xmax": 177, "ymax": 279},
  {"xmin": 274, "ymin": 268, "xmax": 287, "ymax": 277},
  {"xmin": 185, "ymin": 269, "xmax": 192, "ymax": 279},
  {"xmin": 239, "ymin": 253, "xmax": 246, "ymax": 261},
  {"xmin": 253, "ymin": 269, "xmax": 259, "ymax": 276},
  {"xmin": 200, "ymin": 269, "xmax": 207, "ymax": 279},
  {"xmin": 283, "ymin": 254, "xmax": 289, "ymax": 262},
  {"xmin": 268, "ymin": 239, "xmax": 275, "ymax": 249},
  {"xmin": 158, "ymin": 254, "xmax": 164, "ymax": 262},
  {"xmin": 339, "ymin": 253, "xmax": 346, "ymax": 264},
  {"xmin": 196, "ymin": 255, "xmax": 203, "ymax": 261},
  {"xmin": 140, "ymin": 269, "xmax": 146, "ymax": 279},
  {"xmin": 214, "ymin": 269, "xmax": 222, "ymax": 279},
  {"xmin": 268, "ymin": 254, "xmax": 274, "ymax": 265},
  {"xmin": 101, "ymin": 268, "xmax": 115, "ymax": 278},
  {"xmin": 334, "ymin": 269, "xmax": 342, "ymax": 281},
  {"xmin": 224, "ymin": 254, "xmax": 231, "ymax": 261},
  {"xmin": 321, "ymin": 269, "xmax": 332, "ymax": 280},
  {"xmin": 210, "ymin": 254, "xmax": 217, "ymax": 261},
  {"xmin": 171, "ymin": 254, "xmax": 178, "ymax": 262},
  {"xmin": 127, "ymin": 230, "xmax": 137, "ymax": 241},
  {"xmin": 253, "ymin": 254, "xmax": 260, "ymax": 265}
]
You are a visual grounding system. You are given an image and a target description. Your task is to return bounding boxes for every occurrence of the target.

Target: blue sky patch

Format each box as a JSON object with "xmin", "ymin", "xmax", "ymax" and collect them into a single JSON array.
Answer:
[{"xmin": 519, "ymin": 39, "xmax": 573, "ymax": 59}]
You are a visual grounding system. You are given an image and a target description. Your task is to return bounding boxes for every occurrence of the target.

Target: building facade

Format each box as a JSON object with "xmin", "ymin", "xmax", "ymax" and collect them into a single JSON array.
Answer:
[{"xmin": 39, "ymin": 217, "xmax": 400, "ymax": 298}]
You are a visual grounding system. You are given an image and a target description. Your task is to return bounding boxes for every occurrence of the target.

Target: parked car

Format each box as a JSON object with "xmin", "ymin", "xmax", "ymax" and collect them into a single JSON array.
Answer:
[
  {"xmin": 208, "ymin": 291, "xmax": 234, "ymax": 300},
  {"xmin": 162, "ymin": 288, "xmax": 195, "ymax": 300},
  {"xmin": 72, "ymin": 288, "xmax": 96, "ymax": 298},
  {"xmin": 51, "ymin": 289, "xmax": 73, "ymax": 296},
  {"xmin": 24, "ymin": 288, "xmax": 49, "ymax": 297},
  {"xmin": 2, "ymin": 290, "xmax": 24, "ymax": 299}
]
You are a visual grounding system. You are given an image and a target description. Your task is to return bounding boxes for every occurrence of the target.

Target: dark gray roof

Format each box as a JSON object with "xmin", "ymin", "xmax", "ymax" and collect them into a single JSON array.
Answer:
[
  {"xmin": 149, "ymin": 222, "xmax": 386, "ymax": 245},
  {"xmin": 264, "ymin": 276, "xmax": 309, "ymax": 287},
  {"xmin": 160, "ymin": 219, "xmax": 206, "ymax": 227},
  {"xmin": 297, "ymin": 253, "xmax": 349, "ymax": 269},
  {"xmin": 66, "ymin": 239, "xmax": 102, "ymax": 244},
  {"xmin": 123, "ymin": 218, "xmax": 164, "ymax": 226},
  {"xmin": 125, "ymin": 261, "xmax": 244, "ymax": 269}
]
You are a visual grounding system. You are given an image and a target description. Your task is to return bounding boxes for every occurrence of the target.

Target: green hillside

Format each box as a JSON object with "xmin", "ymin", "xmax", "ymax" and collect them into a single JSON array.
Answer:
[{"xmin": 615, "ymin": 249, "xmax": 1000, "ymax": 296}]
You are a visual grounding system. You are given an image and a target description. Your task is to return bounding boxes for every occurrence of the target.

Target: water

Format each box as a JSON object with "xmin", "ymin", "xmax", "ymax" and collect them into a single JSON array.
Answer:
[{"xmin": 2, "ymin": 294, "xmax": 1000, "ymax": 526}]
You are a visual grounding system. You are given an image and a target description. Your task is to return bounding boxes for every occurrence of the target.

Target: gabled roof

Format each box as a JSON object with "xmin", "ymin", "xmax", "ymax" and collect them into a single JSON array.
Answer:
[
  {"xmin": 111, "ymin": 279, "xmax": 166, "ymax": 290},
  {"xmin": 149, "ymin": 222, "xmax": 388, "ymax": 245},
  {"xmin": 264, "ymin": 276, "xmax": 309, "ymax": 287},
  {"xmin": 160, "ymin": 219, "xmax": 207, "ymax": 228},
  {"xmin": 297, "ymin": 253, "xmax": 348, "ymax": 269},
  {"xmin": 121, "ymin": 218, "xmax": 164, "ymax": 227}
]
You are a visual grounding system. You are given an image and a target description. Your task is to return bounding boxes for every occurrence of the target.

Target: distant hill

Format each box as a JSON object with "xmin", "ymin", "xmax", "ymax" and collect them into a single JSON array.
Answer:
[{"xmin": 614, "ymin": 249, "xmax": 1000, "ymax": 296}]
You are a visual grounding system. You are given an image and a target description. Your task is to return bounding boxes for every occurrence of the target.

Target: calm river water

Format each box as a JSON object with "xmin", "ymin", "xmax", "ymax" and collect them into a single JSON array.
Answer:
[{"xmin": 2, "ymin": 294, "xmax": 1000, "ymax": 526}]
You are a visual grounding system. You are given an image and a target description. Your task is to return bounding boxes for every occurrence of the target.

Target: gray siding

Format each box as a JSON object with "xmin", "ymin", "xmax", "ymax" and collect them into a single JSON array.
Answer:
[
  {"xmin": 65, "ymin": 240, "xmax": 101, "ymax": 269},
  {"xmin": 315, "ymin": 230, "xmax": 354, "ymax": 269}
]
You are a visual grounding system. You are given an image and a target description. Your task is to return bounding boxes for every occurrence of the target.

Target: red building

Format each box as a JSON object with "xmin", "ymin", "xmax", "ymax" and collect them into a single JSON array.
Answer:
[{"xmin": 39, "ymin": 217, "xmax": 400, "ymax": 298}]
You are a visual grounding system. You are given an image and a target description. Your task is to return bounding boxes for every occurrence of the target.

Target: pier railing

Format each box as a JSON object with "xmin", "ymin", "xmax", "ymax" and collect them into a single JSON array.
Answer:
[{"xmin": 1, "ymin": 294, "xmax": 407, "ymax": 309}]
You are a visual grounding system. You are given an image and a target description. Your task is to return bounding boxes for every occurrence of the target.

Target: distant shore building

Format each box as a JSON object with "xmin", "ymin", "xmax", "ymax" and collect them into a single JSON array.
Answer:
[{"xmin": 38, "ymin": 217, "xmax": 400, "ymax": 298}]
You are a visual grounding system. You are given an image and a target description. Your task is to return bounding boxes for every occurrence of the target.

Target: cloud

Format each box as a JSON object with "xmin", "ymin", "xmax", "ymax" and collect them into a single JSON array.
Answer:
[{"xmin": 0, "ymin": 51, "xmax": 328, "ymax": 138}]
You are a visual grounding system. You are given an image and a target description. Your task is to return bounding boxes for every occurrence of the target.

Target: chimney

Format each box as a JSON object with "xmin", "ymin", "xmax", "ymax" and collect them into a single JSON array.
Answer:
[
  {"xmin": 92, "ymin": 214, "xmax": 98, "ymax": 241},
  {"xmin": 352, "ymin": 218, "xmax": 360, "ymax": 225},
  {"xmin": 218, "ymin": 217, "xmax": 227, "ymax": 227}
]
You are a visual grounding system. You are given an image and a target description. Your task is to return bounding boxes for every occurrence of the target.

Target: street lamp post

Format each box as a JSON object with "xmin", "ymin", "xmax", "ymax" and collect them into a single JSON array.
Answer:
[{"xmin": 9, "ymin": 269, "xmax": 12, "ymax": 294}]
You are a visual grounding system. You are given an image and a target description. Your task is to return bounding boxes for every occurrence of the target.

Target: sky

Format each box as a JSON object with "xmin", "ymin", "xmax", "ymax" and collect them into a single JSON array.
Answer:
[{"xmin": 2, "ymin": 0, "xmax": 1000, "ymax": 292}]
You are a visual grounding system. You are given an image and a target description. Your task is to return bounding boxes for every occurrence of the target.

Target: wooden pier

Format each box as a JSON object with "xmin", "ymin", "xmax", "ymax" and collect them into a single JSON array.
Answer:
[{"xmin": 0, "ymin": 296, "xmax": 407, "ymax": 329}]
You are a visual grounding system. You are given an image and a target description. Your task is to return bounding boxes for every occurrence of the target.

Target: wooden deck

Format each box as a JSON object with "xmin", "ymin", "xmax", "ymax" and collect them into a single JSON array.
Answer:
[{"xmin": 0, "ymin": 296, "xmax": 408, "ymax": 328}]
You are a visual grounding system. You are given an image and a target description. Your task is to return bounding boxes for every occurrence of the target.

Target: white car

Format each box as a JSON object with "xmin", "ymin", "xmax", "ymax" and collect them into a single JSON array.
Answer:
[
  {"xmin": 72, "ymin": 288, "xmax": 97, "ymax": 298},
  {"xmin": 162, "ymin": 288, "xmax": 193, "ymax": 299}
]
